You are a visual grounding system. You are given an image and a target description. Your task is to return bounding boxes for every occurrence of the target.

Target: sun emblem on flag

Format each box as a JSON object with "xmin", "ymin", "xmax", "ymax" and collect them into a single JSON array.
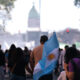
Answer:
[{"xmin": 48, "ymin": 53, "xmax": 55, "ymax": 60}]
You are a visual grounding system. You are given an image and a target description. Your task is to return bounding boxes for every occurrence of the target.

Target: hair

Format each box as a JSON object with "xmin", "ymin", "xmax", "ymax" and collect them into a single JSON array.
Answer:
[
  {"xmin": 0, "ymin": 44, "xmax": 1, "ymax": 49},
  {"xmin": 8, "ymin": 44, "xmax": 16, "ymax": 67},
  {"xmin": 59, "ymin": 48, "xmax": 63, "ymax": 52},
  {"xmin": 16, "ymin": 47, "xmax": 24, "ymax": 57},
  {"xmin": 8, "ymin": 44, "xmax": 16, "ymax": 58},
  {"xmin": 64, "ymin": 47, "xmax": 80, "ymax": 64},
  {"xmin": 40, "ymin": 35, "xmax": 48, "ymax": 44},
  {"xmin": 0, "ymin": 50, "xmax": 5, "ymax": 66},
  {"xmin": 64, "ymin": 45, "xmax": 69, "ymax": 51},
  {"xmin": 8, "ymin": 47, "xmax": 24, "ymax": 68},
  {"xmin": 16, "ymin": 47, "xmax": 29, "ymax": 64},
  {"xmin": 24, "ymin": 46, "xmax": 28, "ymax": 51},
  {"xmin": 72, "ymin": 44, "xmax": 76, "ymax": 48},
  {"xmin": 9, "ymin": 44, "xmax": 16, "ymax": 50}
]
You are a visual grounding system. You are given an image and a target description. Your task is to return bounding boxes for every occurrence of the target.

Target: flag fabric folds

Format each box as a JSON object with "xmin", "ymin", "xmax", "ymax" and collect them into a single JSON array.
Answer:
[{"xmin": 33, "ymin": 32, "xmax": 59, "ymax": 80}]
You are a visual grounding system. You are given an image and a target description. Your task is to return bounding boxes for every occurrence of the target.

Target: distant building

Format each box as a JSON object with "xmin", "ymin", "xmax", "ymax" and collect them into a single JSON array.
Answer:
[
  {"xmin": 28, "ymin": 5, "xmax": 40, "ymax": 28},
  {"xmin": 0, "ymin": 4, "xmax": 48, "ymax": 50},
  {"xmin": 26, "ymin": 5, "xmax": 48, "ymax": 46},
  {"xmin": 57, "ymin": 28, "xmax": 80, "ymax": 44}
]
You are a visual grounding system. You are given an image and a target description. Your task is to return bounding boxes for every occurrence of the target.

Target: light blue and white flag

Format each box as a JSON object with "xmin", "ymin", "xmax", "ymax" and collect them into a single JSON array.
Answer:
[{"xmin": 33, "ymin": 32, "xmax": 59, "ymax": 80}]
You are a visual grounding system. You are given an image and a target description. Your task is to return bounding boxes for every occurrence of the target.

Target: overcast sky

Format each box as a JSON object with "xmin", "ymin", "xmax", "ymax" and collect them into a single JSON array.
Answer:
[{"xmin": 6, "ymin": 0, "xmax": 80, "ymax": 34}]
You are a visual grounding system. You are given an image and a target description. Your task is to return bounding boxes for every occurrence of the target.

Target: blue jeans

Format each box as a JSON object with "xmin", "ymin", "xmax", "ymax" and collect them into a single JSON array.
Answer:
[{"xmin": 11, "ymin": 74, "xmax": 26, "ymax": 80}]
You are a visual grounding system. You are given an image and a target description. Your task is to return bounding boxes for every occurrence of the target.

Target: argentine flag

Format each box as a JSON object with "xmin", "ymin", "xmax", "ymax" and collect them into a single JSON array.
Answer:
[{"xmin": 33, "ymin": 32, "xmax": 59, "ymax": 80}]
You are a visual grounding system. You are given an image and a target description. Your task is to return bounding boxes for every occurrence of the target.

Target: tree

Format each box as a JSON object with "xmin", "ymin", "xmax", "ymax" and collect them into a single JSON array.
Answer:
[
  {"xmin": 0, "ymin": 0, "xmax": 16, "ymax": 13},
  {"xmin": 74, "ymin": 0, "xmax": 80, "ymax": 7},
  {"xmin": 0, "ymin": 0, "xmax": 16, "ymax": 31}
]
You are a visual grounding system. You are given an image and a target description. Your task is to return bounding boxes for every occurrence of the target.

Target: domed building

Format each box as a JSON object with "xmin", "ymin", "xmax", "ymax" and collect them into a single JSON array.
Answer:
[
  {"xmin": 28, "ymin": 5, "xmax": 40, "ymax": 28},
  {"xmin": 26, "ymin": 5, "xmax": 48, "ymax": 46},
  {"xmin": 0, "ymin": 4, "xmax": 48, "ymax": 50}
]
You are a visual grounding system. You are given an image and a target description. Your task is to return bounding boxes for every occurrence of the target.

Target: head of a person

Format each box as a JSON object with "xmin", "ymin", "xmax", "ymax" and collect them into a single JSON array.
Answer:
[
  {"xmin": 16, "ymin": 47, "xmax": 24, "ymax": 58},
  {"xmin": 0, "ymin": 44, "xmax": 1, "ymax": 49},
  {"xmin": 64, "ymin": 47, "xmax": 80, "ymax": 64},
  {"xmin": 24, "ymin": 46, "xmax": 28, "ymax": 51},
  {"xmin": 40, "ymin": 35, "xmax": 48, "ymax": 44},
  {"xmin": 9, "ymin": 44, "xmax": 16, "ymax": 55},
  {"xmin": 59, "ymin": 48, "xmax": 63, "ymax": 52},
  {"xmin": 9, "ymin": 44, "xmax": 16, "ymax": 50},
  {"xmin": 72, "ymin": 44, "xmax": 76, "ymax": 49},
  {"xmin": 11, "ymin": 47, "xmax": 24, "ymax": 62},
  {"xmin": 64, "ymin": 45, "xmax": 69, "ymax": 51}
]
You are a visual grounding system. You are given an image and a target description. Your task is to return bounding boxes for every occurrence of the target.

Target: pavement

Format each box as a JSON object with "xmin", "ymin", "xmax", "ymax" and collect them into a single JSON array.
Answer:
[
  {"xmin": 4, "ymin": 73, "xmax": 58, "ymax": 80},
  {"xmin": 4, "ymin": 67, "xmax": 58, "ymax": 80},
  {"xmin": 4, "ymin": 74, "xmax": 33, "ymax": 80}
]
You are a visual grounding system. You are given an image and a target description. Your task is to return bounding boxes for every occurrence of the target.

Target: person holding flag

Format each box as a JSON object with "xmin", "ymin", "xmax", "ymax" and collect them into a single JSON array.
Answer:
[
  {"xmin": 30, "ymin": 35, "xmax": 48, "ymax": 74},
  {"xmin": 30, "ymin": 32, "xmax": 59, "ymax": 80}
]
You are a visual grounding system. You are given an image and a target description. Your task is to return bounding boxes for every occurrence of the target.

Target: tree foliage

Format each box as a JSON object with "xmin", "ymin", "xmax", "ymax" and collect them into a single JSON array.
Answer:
[
  {"xmin": 0, "ymin": 0, "xmax": 16, "ymax": 6},
  {"xmin": 74, "ymin": 0, "xmax": 80, "ymax": 7},
  {"xmin": 0, "ymin": 0, "xmax": 16, "ymax": 12}
]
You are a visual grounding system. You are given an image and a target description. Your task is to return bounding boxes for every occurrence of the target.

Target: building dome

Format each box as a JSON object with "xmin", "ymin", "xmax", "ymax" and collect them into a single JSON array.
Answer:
[
  {"xmin": 28, "ymin": 5, "xmax": 40, "ymax": 28},
  {"xmin": 28, "ymin": 5, "xmax": 40, "ymax": 19}
]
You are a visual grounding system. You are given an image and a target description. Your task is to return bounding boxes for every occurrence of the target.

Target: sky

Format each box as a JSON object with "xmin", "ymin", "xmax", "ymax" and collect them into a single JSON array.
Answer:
[{"xmin": 5, "ymin": 0, "xmax": 80, "ymax": 34}]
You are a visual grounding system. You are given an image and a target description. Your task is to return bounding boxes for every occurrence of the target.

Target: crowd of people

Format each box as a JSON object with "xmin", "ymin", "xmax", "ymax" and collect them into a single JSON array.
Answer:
[
  {"xmin": 57, "ymin": 44, "xmax": 80, "ymax": 80},
  {"xmin": 0, "ymin": 35, "xmax": 80, "ymax": 80}
]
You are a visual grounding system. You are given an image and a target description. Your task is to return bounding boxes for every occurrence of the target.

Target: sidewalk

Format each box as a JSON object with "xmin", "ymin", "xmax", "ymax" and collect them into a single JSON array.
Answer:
[{"xmin": 4, "ymin": 74, "xmax": 33, "ymax": 80}]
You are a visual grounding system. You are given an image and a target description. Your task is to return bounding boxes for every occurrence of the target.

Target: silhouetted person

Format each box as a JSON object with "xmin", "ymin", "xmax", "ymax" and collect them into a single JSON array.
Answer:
[
  {"xmin": 0, "ymin": 44, "xmax": 4, "ymax": 53},
  {"xmin": 0, "ymin": 47, "xmax": 5, "ymax": 80},
  {"xmin": 64, "ymin": 47, "xmax": 80, "ymax": 80},
  {"xmin": 8, "ymin": 47, "xmax": 31, "ymax": 80},
  {"xmin": 8, "ymin": 44, "xmax": 16, "ymax": 71},
  {"xmin": 30, "ymin": 35, "xmax": 53, "ymax": 80}
]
